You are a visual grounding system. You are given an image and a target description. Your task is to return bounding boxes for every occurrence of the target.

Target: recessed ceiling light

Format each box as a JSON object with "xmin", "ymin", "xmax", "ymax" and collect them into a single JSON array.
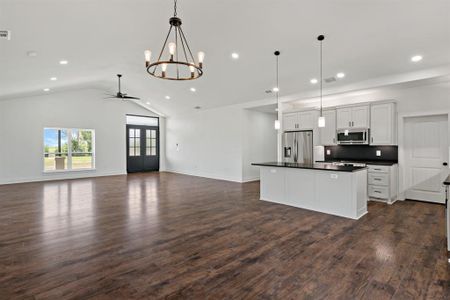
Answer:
[
  {"xmin": 146, "ymin": 101, "xmax": 150, "ymax": 105},
  {"xmin": 411, "ymin": 55, "xmax": 423, "ymax": 62},
  {"xmin": 272, "ymin": 87, "xmax": 279, "ymax": 92},
  {"xmin": 310, "ymin": 78, "xmax": 318, "ymax": 84},
  {"xmin": 231, "ymin": 52, "xmax": 239, "ymax": 59},
  {"xmin": 59, "ymin": 60, "xmax": 68, "ymax": 65},
  {"xmin": 165, "ymin": 95, "xmax": 171, "ymax": 100},
  {"xmin": 275, "ymin": 108, "xmax": 279, "ymax": 112},
  {"xmin": 336, "ymin": 72, "xmax": 345, "ymax": 78},
  {"xmin": 27, "ymin": 51, "xmax": 38, "ymax": 57},
  {"xmin": 50, "ymin": 77, "xmax": 57, "ymax": 81},
  {"xmin": 190, "ymin": 87, "xmax": 196, "ymax": 92},
  {"xmin": 43, "ymin": 88, "xmax": 50, "ymax": 92}
]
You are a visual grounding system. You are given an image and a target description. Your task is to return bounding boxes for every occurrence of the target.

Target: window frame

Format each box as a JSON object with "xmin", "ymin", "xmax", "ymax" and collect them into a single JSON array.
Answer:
[{"xmin": 43, "ymin": 127, "xmax": 96, "ymax": 173}]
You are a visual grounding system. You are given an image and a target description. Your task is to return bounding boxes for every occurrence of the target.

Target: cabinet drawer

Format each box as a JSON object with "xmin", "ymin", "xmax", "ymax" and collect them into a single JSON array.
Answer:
[
  {"xmin": 367, "ymin": 165, "xmax": 389, "ymax": 173},
  {"xmin": 368, "ymin": 185, "xmax": 389, "ymax": 199},
  {"xmin": 368, "ymin": 173, "xmax": 389, "ymax": 186}
]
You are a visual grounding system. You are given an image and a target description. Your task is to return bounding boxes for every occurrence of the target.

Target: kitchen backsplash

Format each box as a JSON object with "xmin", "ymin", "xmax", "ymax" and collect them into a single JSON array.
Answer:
[{"xmin": 324, "ymin": 145, "xmax": 398, "ymax": 162}]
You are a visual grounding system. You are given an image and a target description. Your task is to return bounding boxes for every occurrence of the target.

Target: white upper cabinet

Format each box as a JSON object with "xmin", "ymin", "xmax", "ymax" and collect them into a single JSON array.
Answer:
[
  {"xmin": 283, "ymin": 111, "xmax": 318, "ymax": 131},
  {"xmin": 298, "ymin": 111, "xmax": 317, "ymax": 130},
  {"xmin": 336, "ymin": 105, "xmax": 369, "ymax": 129},
  {"xmin": 283, "ymin": 113, "xmax": 299, "ymax": 131},
  {"xmin": 336, "ymin": 107, "xmax": 352, "ymax": 129},
  {"xmin": 351, "ymin": 105, "xmax": 370, "ymax": 128},
  {"xmin": 319, "ymin": 110, "xmax": 337, "ymax": 145},
  {"xmin": 370, "ymin": 103, "xmax": 397, "ymax": 145}
]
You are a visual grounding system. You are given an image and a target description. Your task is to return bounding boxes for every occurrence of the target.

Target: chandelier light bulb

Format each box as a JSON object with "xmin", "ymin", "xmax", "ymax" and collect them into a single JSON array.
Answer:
[
  {"xmin": 198, "ymin": 51, "xmax": 205, "ymax": 68},
  {"xmin": 189, "ymin": 65, "xmax": 195, "ymax": 78},
  {"xmin": 144, "ymin": 50, "xmax": 151, "ymax": 67},
  {"xmin": 161, "ymin": 63, "xmax": 168, "ymax": 78},
  {"xmin": 168, "ymin": 42, "xmax": 176, "ymax": 61}
]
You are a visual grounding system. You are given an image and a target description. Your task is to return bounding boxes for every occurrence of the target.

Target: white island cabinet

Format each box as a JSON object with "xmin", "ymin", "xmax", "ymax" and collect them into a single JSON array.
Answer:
[{"xmin": 254, "ymin": 163, "xmax": 368, "ymax": 220}]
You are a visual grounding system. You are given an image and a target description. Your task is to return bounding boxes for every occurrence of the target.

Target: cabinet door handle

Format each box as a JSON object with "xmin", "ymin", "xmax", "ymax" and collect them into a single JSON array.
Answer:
[
  {"xmin": 352, "ymin": 121, "xmax": 354, "ymax": 127},
  {"xmin": 374, "ymin": 178, "xmax": 382, "ymax": 181},
  {"xmin": 333, "ymin": 138, "xmax": 336, "ymax": 144},
  {"xmin": 371, "ymin": 137, "xmax": 374, "ymax": 143},
  {"xmin": 349, "ymin": 121, "xmax": 351, "ymax": 127}
]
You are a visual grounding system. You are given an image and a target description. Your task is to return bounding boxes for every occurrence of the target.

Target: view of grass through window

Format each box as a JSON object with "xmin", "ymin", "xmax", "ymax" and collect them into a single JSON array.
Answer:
[{"xmin": 44, "ymin": 128, "xmax": 94, "ymax": 171}]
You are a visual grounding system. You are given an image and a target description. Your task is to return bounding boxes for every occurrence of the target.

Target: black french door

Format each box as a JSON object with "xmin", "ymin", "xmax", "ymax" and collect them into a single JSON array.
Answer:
[{"xmin": 126, "ymin": 125, "xmax": 159, "ymax": 173}]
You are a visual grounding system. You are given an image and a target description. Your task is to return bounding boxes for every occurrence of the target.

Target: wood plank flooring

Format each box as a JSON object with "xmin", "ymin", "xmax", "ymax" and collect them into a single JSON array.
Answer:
[{"xmin": 0, "ymin": 172, "xmax": 449, "ymax": 299}]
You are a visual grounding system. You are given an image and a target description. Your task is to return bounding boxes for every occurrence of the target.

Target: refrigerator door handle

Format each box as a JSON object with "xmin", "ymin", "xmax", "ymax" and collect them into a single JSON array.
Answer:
[{"xmin": 293, "ymin": 133, "xmax": 298, "ymax": 162}]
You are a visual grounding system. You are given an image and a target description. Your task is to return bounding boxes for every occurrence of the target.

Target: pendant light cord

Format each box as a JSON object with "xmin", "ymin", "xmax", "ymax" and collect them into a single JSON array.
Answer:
[
  {"xmin": 320, "ymin": 38, "xmax": 323, "ymax": 117},
  {"xmin": 276, "ymin": 54, "xmax": 279, "ymax": 105}
]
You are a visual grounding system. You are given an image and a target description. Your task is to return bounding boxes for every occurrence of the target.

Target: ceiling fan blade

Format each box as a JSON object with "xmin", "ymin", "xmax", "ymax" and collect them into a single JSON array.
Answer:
[{"xmin": 122, "ymin": 96, "xmax": 140, "ymax": 100}]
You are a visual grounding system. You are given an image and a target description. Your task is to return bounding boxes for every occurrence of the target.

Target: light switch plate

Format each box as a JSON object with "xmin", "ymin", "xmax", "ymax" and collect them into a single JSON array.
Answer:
[{"xmin": 376, "ymin": 150, "xmax": 381, "ymax": 157}]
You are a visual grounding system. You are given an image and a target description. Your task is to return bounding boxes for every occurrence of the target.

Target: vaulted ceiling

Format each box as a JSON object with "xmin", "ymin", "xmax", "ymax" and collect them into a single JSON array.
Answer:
[{"xmin": 1, "ymin": 0, "xmax": 449, "ymax": 116}]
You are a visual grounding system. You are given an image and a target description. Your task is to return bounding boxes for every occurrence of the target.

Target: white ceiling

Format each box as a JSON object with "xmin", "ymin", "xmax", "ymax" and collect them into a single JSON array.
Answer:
[{"xmin": 1, "ymin": 0, "xmax": 449, "ymax": 116}]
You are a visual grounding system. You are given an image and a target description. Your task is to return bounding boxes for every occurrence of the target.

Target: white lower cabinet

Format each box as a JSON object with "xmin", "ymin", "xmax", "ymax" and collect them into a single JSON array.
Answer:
[
  {"xmin": 259, "ymin": 166, "xmax": 368, "ymax": 219},
  {"xmin": 367, "ymin": 164, "xmax": 398, "ymax": 203}
]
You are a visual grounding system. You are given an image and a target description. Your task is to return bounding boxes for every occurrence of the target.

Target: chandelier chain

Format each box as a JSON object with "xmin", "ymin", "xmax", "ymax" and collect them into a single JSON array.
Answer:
[{"xmin": 174, "ymin": 0, "xmax": 178, "ymax": 16}]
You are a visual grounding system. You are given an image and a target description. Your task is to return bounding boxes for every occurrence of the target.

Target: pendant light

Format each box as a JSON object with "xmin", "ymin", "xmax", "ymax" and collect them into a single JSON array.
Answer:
[
  {"xmin": 317, "ymin": 35, "xmax": 326, "ymax": 128},
  {"xmin": 274, "ymin": 51, "xmax": 281, "ymax": 130},
  {"xmin": 144, "ymin": 0, "xmax": 204, "ymax": 80}
]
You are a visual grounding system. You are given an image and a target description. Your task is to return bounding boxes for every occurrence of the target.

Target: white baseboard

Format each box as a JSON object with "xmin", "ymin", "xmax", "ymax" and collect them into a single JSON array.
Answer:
[
  {"xmin": 165, "ymin": 169, "xmax": 244, "ymax": 183},
  {"xmin": 0, "ymin": 171, "xmax": 127, "ymax": 185}
]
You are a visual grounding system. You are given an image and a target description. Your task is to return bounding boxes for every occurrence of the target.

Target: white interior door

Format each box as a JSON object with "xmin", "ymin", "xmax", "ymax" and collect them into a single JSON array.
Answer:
[{"xmin": 404, "ymin": 115, "xmax": 449, "ymax": 203}]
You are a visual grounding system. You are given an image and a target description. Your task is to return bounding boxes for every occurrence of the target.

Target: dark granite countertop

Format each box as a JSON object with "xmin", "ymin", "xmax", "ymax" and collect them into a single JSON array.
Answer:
[
  {"xmin": 320, "ymin": 159, "xmax": 398, "ymax": 166},
  {"xmin": 443, "ymin": 175, "xmax": 450, "ymax": 186},
  {"xmin": 251, "ymin": 162, "xmax": 367, "ymax": 172}
]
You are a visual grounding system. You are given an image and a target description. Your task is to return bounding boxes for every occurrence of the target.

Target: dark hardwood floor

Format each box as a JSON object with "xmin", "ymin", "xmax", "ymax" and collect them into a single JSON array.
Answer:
[{"xmin": 0, "ymin": 172, "xmax": 449, "ymax": 299}]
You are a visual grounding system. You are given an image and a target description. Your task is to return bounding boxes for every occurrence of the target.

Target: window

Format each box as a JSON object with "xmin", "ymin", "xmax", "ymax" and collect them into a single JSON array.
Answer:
[
  {"xmin": 44, "ymin": 128, "xmax": 95, "ymax": 172},
  {"xmin": 146, "ymin": 129, "xmax": 157, "ymax": 156}
]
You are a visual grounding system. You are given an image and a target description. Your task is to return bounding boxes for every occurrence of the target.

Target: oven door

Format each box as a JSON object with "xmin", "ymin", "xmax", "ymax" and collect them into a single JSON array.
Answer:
[{"xmin": 337, "ymin": 130, "xmax": 368, "ymax": 144}]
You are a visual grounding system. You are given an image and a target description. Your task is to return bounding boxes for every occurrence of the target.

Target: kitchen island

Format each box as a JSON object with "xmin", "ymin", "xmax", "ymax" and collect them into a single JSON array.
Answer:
[{"xmin": 252, "ymin": 162, "xmax": 368, "ymax": 219}]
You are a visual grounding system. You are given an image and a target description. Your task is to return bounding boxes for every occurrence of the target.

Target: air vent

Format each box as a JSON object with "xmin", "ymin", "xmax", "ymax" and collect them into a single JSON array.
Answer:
[
  {"xmin": 324, "ymin": 77, "xmax": 336, "ymax": 83},
  {"xmin": 0, "ymin": 30, "xmax": 11, "ymax": 40}
]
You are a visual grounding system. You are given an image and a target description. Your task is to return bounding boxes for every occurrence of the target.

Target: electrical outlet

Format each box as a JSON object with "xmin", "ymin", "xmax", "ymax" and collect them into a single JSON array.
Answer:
[
  {"xmin": 376, "ymin": 150, "xmax": 381, "ymax": 157},
  {"xmin": 326, "ymin": 149, "xmax": 331, "ymax": 155}
]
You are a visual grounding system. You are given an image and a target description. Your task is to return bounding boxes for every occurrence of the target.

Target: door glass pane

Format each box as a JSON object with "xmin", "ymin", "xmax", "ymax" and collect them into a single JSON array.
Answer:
[
  {"xmin": 129, "ymin": 128, "xmax": 135, "ymax": 138},
  {"xmin": 151, "ymin": 130, "xmax": 156, "ymax": 138},
  {"xmin": 146, "ymin": 129, "xmax": 150, "ymax": 138},
  {"xmin": 151, "ymin": 147, "xmax": 156, "ymax": 155},
  {"xmin": 135, "ymin": 138, "xmax": 140, "ymax": 147},
  {"xmin": 129, "ymin": 147, "xmax": 135, "ymax": 156},
  {"xmin": 135, "ymin": 130, "xmax": 140, "ymax": 137}
]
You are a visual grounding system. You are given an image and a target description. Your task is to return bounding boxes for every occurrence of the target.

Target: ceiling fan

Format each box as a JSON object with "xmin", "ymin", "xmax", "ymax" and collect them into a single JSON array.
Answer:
[{"xmin": 105, "ymin": 74, "xmax": 140, "ymax": 100}]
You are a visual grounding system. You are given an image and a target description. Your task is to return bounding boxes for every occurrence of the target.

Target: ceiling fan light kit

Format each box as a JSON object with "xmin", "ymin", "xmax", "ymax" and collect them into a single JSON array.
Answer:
[{"xmin": 144, "ymin": 0, "xmax": 204, "ymax": 81}]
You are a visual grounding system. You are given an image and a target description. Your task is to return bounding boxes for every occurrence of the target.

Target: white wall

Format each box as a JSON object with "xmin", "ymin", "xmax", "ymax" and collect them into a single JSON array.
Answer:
[
  {"xmin": 165, "ymin": 106, "xmax": 277, "ymax": 182},
  {"xmin": 242, "ymin": 110, "xmax": 277, "ymax": 182},
  {"xmin": 0, "ymin": 88, "xmax": 165, "ymax": 184}
]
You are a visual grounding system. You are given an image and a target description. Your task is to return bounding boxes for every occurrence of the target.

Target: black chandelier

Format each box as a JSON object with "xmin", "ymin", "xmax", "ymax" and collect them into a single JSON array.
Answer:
[{"xmin": 144, "ymin": 0, "xmax": 204, "ymax": 81}]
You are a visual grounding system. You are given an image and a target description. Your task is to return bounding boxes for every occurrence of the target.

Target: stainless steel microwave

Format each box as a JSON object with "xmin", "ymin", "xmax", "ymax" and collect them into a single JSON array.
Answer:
[{"xmin": 336, "ymin": 129, "xmax": 369, "ymax": 145}]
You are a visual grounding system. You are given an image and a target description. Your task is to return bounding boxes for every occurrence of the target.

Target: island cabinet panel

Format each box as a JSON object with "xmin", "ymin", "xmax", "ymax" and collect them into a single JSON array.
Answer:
[
  {"xmin": 285, "ymin": 168, "xmax": 315, "ymax": 209},
  {"xmin": 315, "ymin": 172, "xmax": 352, "ymax": 217},
  {"xmin": 260, "ymin": 167, "xmax": 285, "ymax": 203},
  {"xmin": 258, "ymin": 166, "xmax": 368, "ymax": 219}
]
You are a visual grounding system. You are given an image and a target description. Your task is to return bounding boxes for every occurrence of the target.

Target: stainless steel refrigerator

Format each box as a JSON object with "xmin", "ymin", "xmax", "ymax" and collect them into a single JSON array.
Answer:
[{"xmin": 283, "ymin": 130, "xmax": 313, "ymax": 164}]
